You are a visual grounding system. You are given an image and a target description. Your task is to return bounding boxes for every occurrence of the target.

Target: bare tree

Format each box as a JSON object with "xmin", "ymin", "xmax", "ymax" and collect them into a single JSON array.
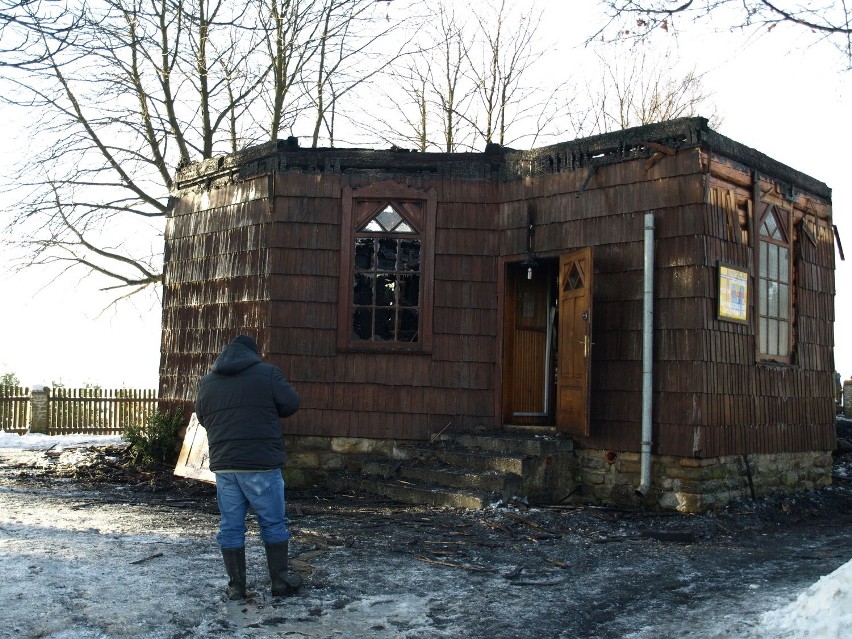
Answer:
[
  {"xmin": 595, "ymin": 0, "xmax": 852, "ymax": 70},
  {"xmin": 261, "ymin": 0, "xmax": 324, "ymax": 142},
  {"xmin": 0, "ymin": 0, "xmax": 79, "ymax": 67},
  {"xmin": 373, "ymin": 57, "xmax": 434, "ymax": 151},
  {"xmin": 569, "ymin": 43, "xmax": 721, "ymax": 137},
  {"xmin": 372, "ymin": 0, "xmax": 567, "ymax": 152},
  {"xmin": 465, "ymin": 0, "xmax": 544, "ymax": 146},
  {"xmin": 304, "ymin": 0, "xmax": 421, "ymax": 147},
  {"xmin": 371, "ymin": 2, "xmax": 476, "ymax": 152},
  {"xmin": 0, "ymin": 0, "xmax": 419, "ymax": 295},
  {"xmin": 2, "ymin": 0, "xmax": 268, "ymax": 293},
  {"xmin": 434, "ymin": 6, "xmax": 473, "ymax": 152}
]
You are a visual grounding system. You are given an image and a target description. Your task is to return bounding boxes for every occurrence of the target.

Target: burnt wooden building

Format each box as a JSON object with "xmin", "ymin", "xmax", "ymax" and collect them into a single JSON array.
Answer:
[{"xmin": 162, "ymin": 118, "xmax": 837, "ymax": 512}]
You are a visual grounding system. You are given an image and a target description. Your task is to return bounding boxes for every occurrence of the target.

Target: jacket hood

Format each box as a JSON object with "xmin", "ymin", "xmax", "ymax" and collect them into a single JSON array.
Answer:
[{"xmin": 211, "ymin": 339, "xmax": 262, "ymax": 375}]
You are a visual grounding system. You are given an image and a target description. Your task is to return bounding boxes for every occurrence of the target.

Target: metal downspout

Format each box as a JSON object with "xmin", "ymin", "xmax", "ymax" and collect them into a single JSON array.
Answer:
[{"xmin": 636, "ymin": 213, "xmax": 655, "ymax": 497}]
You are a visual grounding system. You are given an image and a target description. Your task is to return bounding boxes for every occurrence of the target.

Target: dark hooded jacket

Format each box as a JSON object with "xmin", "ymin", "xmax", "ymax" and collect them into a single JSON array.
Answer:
[{"xmin": 195, "ymin": 336, "xmax": 300, "ymax": 472}]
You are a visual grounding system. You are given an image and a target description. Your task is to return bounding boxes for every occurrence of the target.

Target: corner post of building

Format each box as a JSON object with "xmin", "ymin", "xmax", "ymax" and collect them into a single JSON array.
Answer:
[
  {"xmin": 844, "ymin": 380, "xmax": 852, "ymax": 419},
  {"xmin": 29, "ymin": 386, "xmax": 50, "ymax": 434}
]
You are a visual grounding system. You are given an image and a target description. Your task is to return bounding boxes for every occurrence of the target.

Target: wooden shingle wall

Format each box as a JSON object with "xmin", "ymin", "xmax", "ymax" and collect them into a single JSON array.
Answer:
[
  {"xmin": 499, "ymin": 145, "xmax": 834, "ymax": 458},
  {"xmin": 430, "ymin": 181, "xmax": 500, "ymax": 434},
  {"xmin": 680, "ymin": 156, "xmax": 835, "ymax": 457},
  {"xmin": 161, "ymin": 119, "xmax": 835, "ymax": 458},
  {"xmin": 264, "ymin": 172, "xmax": 499, "ymax": 442},
  {"xmin": 159, "ymin": 176, "xmax": 272, "ymax": 417},
  {"xmin": 501, "ymin": 149, "xmax": 707, "ymax": 454},
  {"xmin": 264, "ymin": 171, "xmax": 341, "ymax": 440}
]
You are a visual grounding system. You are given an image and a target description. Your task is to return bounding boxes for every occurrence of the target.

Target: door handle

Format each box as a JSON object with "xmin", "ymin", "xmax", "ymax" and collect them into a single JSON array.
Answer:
[{"xmin": 581, "ymin": 335, "xmax": 594, "ymax": 358}]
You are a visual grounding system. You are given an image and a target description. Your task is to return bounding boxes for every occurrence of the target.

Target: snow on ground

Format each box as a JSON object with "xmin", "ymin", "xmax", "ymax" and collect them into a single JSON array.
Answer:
[
  {"xmin": 1, "ymin": 431, "xmax": 850, "ymax": 638},
  {"xmin": 0, "ymin": 431, "xmax": 124, "ymax": 449},
  {"xmin": 0, "ymin": 430, "xmax": 126, "ymax": 471},
  {"xmin": 757, "ymin": 560, "xmax": 852, "ymax": 639}
]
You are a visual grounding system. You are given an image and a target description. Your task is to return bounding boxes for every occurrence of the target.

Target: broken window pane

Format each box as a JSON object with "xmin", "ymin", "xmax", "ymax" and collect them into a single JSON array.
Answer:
[
  {"xmin": 767, "ymin": 281, "xmax": 779, "ymax": 317},
  {"xmin": 399, "ymin": 240, "xmax": 420, "ymax": 271},
  {"xmin": 399, "ymin": 310, "xmax": 419, "ymax": 342},
  {"xmin": 398, "ymin": 273, "xmax": 420, "ymax": 307},
  {"xmin": 352, "ymin": 308, "xmax": 372, "ymax": 340},
  {"xmin": 355, "ymin": 238, "xmax": 374, "ymax": 269},
  {"xmin": 353, "ymin": 273, "xmax": 374, "ymax": 305},
  {"xmin": 377, "ymin": 238, "xmax": 398, "ymax": 270},
  {"xmin": 374, "ymin": 308, "xmax": 393, "ymax": 340},
  {"xmin": 376, "ymin": 274, "xmax": 396, "ymax": 306},
  {"xmin": 352, "ymin": 204, "xmax": 422, "ymax": 344}
]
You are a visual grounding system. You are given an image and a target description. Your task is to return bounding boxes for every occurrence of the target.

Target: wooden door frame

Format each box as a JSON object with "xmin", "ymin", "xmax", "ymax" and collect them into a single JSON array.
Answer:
[{"xmin": 495, "ymin": 256, "xmax": 559, "ymax": 427}]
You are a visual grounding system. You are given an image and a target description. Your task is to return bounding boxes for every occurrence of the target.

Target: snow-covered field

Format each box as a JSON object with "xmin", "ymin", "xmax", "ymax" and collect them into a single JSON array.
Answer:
[{"xmin": 1, "ymin": 431, "xmax": 850, "ymax": 639}]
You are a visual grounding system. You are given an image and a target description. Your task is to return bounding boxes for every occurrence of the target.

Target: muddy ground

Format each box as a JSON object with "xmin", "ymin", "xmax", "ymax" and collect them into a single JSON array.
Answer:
[{"xmin": 1, "ymin": 425, "xmax": 851, "ymax": 639}]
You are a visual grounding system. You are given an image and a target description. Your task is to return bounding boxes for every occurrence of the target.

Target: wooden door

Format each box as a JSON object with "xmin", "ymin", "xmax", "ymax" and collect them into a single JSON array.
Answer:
[
  {"xmin": 509, "ymin": 267, "xmax": 552, "ymax": 419},
  {"xmin": 556, "ymin": 248, "xmax": 593, "ymax": 436}
]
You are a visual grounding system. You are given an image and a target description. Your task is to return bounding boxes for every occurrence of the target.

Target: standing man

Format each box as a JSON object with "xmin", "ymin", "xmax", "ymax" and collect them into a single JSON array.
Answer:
[{"xmin": 195, "ymin": 334, "xmax": 302, "ymax": 600}]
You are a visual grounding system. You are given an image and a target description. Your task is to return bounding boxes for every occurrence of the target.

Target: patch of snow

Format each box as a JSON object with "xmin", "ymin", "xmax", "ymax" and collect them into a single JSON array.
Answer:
[
  {"xmin": 755, "ymin": 559, "xmax": 852, "ymax": 638},
  {"xmin": 0, "ymin": 431, "xmax": 124, "ymax": 450}
]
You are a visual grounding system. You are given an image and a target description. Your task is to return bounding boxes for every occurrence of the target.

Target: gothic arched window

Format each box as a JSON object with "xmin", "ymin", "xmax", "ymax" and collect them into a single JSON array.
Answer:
[
  {"xmin": 339, "ymin": 183, "xmax": 436, "ymax": 351},
  {"xmin": 757, "ymin": 203, "xmax": 792, "ymax": 360}
]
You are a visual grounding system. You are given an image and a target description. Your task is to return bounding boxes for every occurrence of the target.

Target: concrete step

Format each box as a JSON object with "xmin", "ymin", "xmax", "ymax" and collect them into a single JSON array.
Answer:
[
  {"xmin": 444, "ymin": 432, "xmax": 574, "ymax": 457},
  {"xmin": 330, "ymin": 474, "xmax": 496, "ymax": 510},
  {"xmin": 330, "ymin": 429, "xmax": 576, "ymax": 510},
  {"xmin": 414, "ymin": 446, "xmax": 526, "ymax": 475},
  {"xmin": 362, "ymin": 459, "xmax": 521, "ymax": 498}
]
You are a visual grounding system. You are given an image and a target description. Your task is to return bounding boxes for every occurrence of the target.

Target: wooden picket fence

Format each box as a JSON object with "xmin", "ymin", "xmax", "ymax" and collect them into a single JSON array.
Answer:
[
  {"xmin": 0, "ymin": 386, "xmax": 159, "ymax": 436},
  {"xmin": 0, "ymin": 386, "xmax": 30, "ymax": 435}
]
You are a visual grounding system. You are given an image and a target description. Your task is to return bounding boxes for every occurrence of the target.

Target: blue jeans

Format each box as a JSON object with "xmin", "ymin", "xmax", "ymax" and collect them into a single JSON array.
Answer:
[{"xmin": 215, "ymin": 470, "xmax": 292, "ymax": 549}]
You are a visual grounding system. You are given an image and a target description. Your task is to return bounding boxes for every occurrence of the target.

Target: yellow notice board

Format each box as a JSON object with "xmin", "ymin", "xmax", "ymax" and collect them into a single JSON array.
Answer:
[{"xmin": 718, "ymin": 264, "xmax": 749, "ymax": 323}]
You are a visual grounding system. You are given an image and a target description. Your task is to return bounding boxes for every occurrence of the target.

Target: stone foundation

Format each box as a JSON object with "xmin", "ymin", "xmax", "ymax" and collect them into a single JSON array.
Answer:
[
  {"xmin": 573, "ymin": 448, "xmax": 833, "ymax": 513},
  {"xmin": 283, "ymin": 434, "xmax": 408, "ymax": 487},
  {"xmin": 283, "ymin": 433, "xmax": 833, "ymax": 514}
]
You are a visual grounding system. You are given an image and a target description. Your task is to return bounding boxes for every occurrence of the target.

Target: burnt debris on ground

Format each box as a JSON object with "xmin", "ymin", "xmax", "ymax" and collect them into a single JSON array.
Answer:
[
  {"xmin": 4, "ymin": 418, "xmax": 852, "ymax": 554},
  {"xmin": 1, "ymin": 420, "xmax": 851, "ymax": 638}
]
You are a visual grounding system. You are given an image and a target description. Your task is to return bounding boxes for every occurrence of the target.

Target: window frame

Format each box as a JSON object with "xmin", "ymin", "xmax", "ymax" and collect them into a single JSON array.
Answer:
[
  {"xmin": 338, "ymin": 182, "xmax": 436, "ymax": 352},
  {"xmin": 755, "ymin": 200, "xmax": 794, "ymax": 363}
]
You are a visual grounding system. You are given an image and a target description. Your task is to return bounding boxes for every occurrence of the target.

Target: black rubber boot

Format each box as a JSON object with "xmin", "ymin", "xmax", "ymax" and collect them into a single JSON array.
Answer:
[
  {"xmin": 265, "ymin": 541, "xmax": 302, "ymax": 597},
  {"xmin": 221, "ymin": 547, "xmax": 246, "ymax": 600}
]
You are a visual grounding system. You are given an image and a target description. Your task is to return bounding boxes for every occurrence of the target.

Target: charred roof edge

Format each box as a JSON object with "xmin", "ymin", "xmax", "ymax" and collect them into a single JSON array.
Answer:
[
  {"xmin": 504, "ymin": 117, "xmax": 831, "ymax": 202},
  {"xmin": 172, "ymin": 117, "xmax": 831, "ymax": 202}
]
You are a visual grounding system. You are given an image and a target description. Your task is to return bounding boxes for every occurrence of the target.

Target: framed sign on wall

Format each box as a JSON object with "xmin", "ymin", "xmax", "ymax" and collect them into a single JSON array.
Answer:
[{"xmin": 718, "ymin": 263, "xmax": 749, "ymax": 323}]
